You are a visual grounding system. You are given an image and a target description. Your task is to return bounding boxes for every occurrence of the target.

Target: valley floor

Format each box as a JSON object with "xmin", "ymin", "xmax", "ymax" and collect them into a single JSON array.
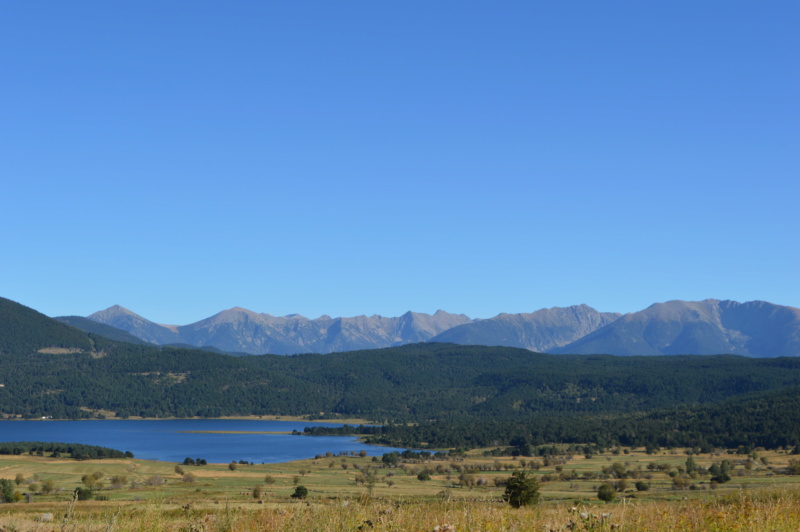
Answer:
[{"xmin": 1, "ymin": 446, "xmax": 799, "ymax": 530}]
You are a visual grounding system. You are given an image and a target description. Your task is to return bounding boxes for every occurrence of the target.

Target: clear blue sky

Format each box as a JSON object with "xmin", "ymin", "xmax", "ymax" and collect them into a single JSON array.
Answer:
[{"xmin": 2, "ymin": 2, "xmax": 798, "ymax": 324}]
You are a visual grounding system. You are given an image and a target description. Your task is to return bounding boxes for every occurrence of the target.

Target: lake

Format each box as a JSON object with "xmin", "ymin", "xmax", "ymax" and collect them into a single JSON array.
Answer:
[{"xmin": 0, "ymin": 419, "xmax": 405, "ymax": 464}]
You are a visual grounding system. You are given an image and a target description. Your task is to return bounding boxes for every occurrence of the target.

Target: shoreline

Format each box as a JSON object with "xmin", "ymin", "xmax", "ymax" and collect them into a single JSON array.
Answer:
[{"xmin": 0, "ymin": 415, "xmax": 374, "ymax": 425}]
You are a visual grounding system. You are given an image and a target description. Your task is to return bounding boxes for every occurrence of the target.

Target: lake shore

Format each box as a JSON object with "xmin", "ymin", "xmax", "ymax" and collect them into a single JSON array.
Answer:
[
  {"xmin": 1, "ymin": 414, "xmax": 374, "ymax": 425},
  {"xmin": 0, "ymin": 419, "xmax": 400, "ymax": 464}
]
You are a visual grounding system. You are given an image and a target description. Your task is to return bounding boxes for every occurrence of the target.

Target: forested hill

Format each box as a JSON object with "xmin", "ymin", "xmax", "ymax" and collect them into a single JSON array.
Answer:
[
  {"xmin": 342, "ymin": 385, "xmax": 800, "ymax": 451},
  {"xmin": 0, "ymin": 297, "xmax": 93, "ymax": 354},
  {"xmin": 1, "ymin": 301, "xmax": 799, "ymax": 421},
  {"xmin": 2, "ymin": 296, "xmax": 800, "ymax": 450}
]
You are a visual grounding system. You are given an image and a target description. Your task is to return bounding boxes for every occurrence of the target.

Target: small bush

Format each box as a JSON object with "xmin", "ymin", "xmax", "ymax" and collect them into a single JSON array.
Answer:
[
  {"xmin": 74, "ymin": 487, "xmax": 93, "ymax": 501},
  {"xmin": 597, "ymin": 483, "xmax": 616, "ymax": 502},
  {"xmin": 0, "ymin": 479, "xmax": 15, "ymax": 503}
]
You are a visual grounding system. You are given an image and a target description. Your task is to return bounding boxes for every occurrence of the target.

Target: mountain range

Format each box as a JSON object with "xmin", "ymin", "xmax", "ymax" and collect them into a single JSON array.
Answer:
[
  {"xmin": 63, "ymin": 299, "xmax": 800, "ymax": 357},
  {"xmin": 4, "ymin": 295, "xmax": 800, "ymax": 450}
]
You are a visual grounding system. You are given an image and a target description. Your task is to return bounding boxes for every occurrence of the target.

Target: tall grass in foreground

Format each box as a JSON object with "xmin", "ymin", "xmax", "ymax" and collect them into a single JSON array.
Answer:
[{"xmin": 2, "ymin": 488, "xmax": 799, "ymax": 531}]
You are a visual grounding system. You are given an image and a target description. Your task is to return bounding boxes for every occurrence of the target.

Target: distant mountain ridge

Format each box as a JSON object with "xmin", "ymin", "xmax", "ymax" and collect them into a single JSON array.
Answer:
[
  {"xmin": 81, "ymin": 299, "xmax": 800, "ymax": 357},
  {"xmin": 552, "ymin": 299, "xmax": 800, "ymax": 357},
  {"xmin": 86, "ymin": 306, "xmax": 473, "ymax": 355},
  {"xmin": 430, "ymin": 304, "xmax": 621, "ymax": 352}
]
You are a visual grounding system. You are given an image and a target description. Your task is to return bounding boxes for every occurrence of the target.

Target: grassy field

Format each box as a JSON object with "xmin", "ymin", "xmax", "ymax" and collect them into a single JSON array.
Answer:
[{"xmin": 1, "ymin": 445, "xmax": 799, "ymax": 530}]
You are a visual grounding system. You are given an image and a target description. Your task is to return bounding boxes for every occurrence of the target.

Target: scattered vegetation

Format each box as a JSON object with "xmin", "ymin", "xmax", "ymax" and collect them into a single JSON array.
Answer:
[{"xmin": 0, "ymin": 446, "xmax": 798, "ymax": 530}]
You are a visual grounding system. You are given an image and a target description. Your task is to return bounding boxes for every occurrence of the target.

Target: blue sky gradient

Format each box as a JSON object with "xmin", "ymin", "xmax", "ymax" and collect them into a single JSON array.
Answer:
[{"xmin": 2, "ymin": 2, "xmax": 798, "ymax": 324}]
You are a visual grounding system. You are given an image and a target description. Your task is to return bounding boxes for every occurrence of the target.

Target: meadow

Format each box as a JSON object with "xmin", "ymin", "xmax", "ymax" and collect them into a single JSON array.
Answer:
[{"xmin": 1, "ymin": 445, "xmax": 799, "ymax": 530}]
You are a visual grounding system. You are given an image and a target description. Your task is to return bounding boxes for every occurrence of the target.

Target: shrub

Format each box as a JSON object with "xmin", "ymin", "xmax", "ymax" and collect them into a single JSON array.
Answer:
[
  {"xmin": 709, "ymin": 461, "xmax": 732, "ymax": 483},
  {"xmin": 597, "ymin": 483, "xmax": 616, "ymax": 502},
  {"xmin": 291, "ymin": 486, "xmax": 308, "ymax": 499},
  {"xmin": 74, "ymin": 487, "xmax": 93, "ymax": 501},
  {"xmin": 41, "ymin": 480, "xmax": 56, "ymax": 494},
  {"xmin": 145, "ymin": 475, "xmax": 164, "ymax": 487},
  {"xmin": 502, "ymin": 471, "xmax": 540, "ymax": 508},
  {"xmin": 0, "ymin": 479, "xmax": 14, "ymax": 503}
]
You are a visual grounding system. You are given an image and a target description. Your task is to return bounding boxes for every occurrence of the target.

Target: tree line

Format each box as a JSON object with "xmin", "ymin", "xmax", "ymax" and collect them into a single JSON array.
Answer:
[{"xmin": 0, "ymin": 441, "xmax": 132, "ymax": 459}]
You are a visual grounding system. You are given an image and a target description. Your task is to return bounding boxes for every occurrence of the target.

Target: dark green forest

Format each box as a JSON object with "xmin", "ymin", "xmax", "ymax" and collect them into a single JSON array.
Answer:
[{"xmin": 1, "ymin": 297, "xmax": 799, "ymax": 452}]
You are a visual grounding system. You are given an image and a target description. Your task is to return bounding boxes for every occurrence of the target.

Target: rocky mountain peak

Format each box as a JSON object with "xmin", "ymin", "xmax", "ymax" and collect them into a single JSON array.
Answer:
[
  {"xmin": 83, "ymin": 300, "xmax": 800, "ymax": 357},
  {"xmin": 89, "ymin": 304, "xmax": 141, "ymax": 320}
]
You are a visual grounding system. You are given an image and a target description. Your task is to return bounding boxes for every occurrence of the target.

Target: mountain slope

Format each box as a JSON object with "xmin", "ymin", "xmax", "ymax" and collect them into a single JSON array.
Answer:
[
  {"xmin": 431, "ymin": 305, "xmax": 621, "ymax": 352},
  {"xmin": 0, "ymin": 297, "xmax": 93, "ymax": 354},
  {"xmin": 89, "ymin": 305, "xmax": 180, "ymax": 345},
  {"xmin": 55, "ymin": 316, "xmax": 153, "ymax": 346},
  {"xmin": 86, "ymin": 300, "xmax": 800, "ymax": 357},
  {"xmin": 91, "ymin": 306, "xmax": 472, "ymax": 355},
  {"xmin": 553, "ymin": 299, "xmax": 800, "ymax": 357}
]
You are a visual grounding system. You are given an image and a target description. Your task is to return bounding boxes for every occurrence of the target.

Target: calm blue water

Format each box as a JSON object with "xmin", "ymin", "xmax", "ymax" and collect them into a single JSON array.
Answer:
[{"xmin": 0, "ymin": 420, "xmax": 404, "ymax": 464}]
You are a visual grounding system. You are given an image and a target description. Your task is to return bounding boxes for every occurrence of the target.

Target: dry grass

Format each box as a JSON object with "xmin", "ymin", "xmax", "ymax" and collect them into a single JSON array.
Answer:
[
  {"xmin": 1, "ymin": 447, "xmax": 799, "ymax": 530},
  {"xmin": 1, "ymin": 490, "xmax": 799, "ymax": 531}
]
